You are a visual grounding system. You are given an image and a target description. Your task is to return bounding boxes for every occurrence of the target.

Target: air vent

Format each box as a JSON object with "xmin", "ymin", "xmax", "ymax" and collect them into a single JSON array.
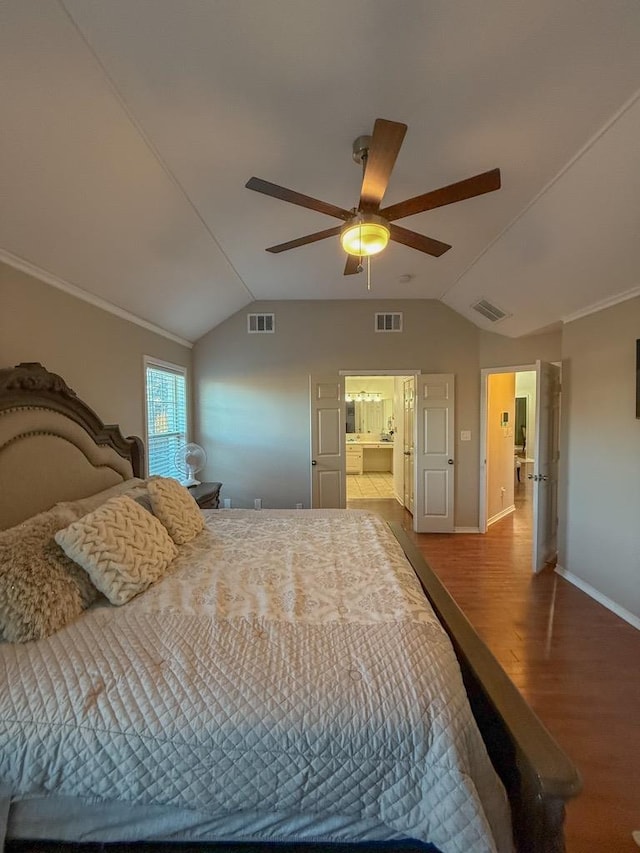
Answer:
[
  {"xmin": 247, "ymin": 313, "xmax": 275, "ymax": 333},
  {"xmin": 472, "ymin": 299, "xmax": 508, "ymax": 323},
  {"xmin": 375, "ymin": 312, "xmax": 403, "ymax": 332}
]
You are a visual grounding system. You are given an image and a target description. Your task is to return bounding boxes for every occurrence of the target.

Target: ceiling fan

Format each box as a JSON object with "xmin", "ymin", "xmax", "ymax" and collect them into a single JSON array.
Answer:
[{"xmin": 245, "ymin": 118, "xmax": 501, "ymax": 276}]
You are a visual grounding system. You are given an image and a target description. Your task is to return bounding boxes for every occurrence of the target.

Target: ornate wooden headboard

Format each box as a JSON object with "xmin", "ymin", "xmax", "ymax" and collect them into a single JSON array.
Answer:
[{"xmin": 0, "ymin": 362, "xmax": 144, "ymax": 530}]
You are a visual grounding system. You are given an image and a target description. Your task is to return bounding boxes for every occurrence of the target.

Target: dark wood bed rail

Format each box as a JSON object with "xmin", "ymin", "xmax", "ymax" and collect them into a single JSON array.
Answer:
[
  {"xmin": 1, "ymin": 363, "xmax": 580, "ymax": 853},
  {"xmin": 389, "ymin": 525, "xmax": 582, "ymax": 853}
]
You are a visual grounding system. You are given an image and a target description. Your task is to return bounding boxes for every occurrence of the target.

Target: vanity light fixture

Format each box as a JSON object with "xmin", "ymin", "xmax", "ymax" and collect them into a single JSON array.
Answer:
[
  {"xmin": 340, "ymin": 214, "xmax": 390, "ymax": 257},
  {"xmin": 345, "ymin": 391, "xmax": 382, "ymax": 403}
]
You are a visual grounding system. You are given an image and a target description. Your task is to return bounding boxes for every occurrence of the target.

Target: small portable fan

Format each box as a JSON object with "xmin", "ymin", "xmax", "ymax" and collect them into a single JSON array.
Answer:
[{"xmin": 174, "ymin": 442, "xmax": 207, "ymax": 487}]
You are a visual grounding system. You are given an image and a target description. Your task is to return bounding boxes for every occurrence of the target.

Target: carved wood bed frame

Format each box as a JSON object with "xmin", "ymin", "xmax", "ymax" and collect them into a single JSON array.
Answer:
[{"xmin": 0, "ymin": 362, "xmax": 581, "ymax": 853}]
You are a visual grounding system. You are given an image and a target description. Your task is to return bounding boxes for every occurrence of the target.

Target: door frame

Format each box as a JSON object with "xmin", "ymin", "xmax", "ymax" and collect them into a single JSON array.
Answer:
[
  {"xmin": 479, "ymin": 362, "xmax": 561, "ymax": 572},
  {"xmin": 479, "ymin": 364, "xmax": 534, "ymax": 535},
  {"xmin": 340, "ymin": 368, "xmax": 421, "ymax": 522}
]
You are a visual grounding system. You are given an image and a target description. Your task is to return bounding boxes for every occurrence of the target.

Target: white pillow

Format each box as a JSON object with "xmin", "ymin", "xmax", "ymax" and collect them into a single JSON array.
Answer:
[
  {"xmin": 147, "ymin": 477, "xmax": 205, "ymax": 545},
  {"xmin": 56, "ymin": 477, "xmax": 148, "ymax": 517},
  {"xmin": 55, "ymin": 495, "xmax": 177, "ymax": 605}
]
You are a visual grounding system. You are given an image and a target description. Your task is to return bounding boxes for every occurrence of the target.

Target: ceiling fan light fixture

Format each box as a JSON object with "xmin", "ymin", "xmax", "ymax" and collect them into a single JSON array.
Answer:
[{"xmin": 340, "ymin": 214, "xmax": 390, "ymax": 257}]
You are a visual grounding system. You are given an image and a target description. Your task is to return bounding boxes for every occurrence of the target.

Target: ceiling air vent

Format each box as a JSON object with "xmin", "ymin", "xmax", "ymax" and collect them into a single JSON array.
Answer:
[
  {"xmin": 375, "ymin": 312, "xmax": 403, "ymax": 332},
  {"xmin": 472, "ymin": 299, "xmax": 508, "ymax": 323},
  {"xmin": 247, "ymin": 313, "xmax": 275, "ymax": 333}
]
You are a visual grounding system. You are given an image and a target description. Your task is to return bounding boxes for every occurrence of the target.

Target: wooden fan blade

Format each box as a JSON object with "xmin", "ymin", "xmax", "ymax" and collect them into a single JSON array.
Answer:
[
  {"xmin": 389, "ymin": 224, "xmax": 451, "ymax": 257},
  {"xmin": 265, "ymin": 225, "xmax": 341, "ymax": 254},
  {"xmin": 358, "ymin": 119, "xmax": 408, "ymax": 213},
  {"xmin": 246, "ymin": 177, "xmax": 351, "ymax": 221},
  {"xmin": 381, "ymin": 168, "xmax": 501, "ymax": 222},
  {"xmin": 344, "ymin": 254, "xmax": 361, "ymax": 276}
]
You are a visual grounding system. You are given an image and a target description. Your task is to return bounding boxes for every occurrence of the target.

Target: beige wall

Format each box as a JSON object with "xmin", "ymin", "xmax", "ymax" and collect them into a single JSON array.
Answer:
[
  {"xmin": 194, "ymin": 299, "xmax": 558, "ymax": 525},
  {"xmin": 5, "ymin": 260, "xmax": 636, "ymax": 621},
  {"xmin": 194, "ymin": 299, "xmax": 481, "ymax": 518},
  {"xmin": 487, "ymin": 373, "xmax": 516, "ymax": 522},
  {"xmin": 479, "ymin": 327, "xmax": 562, "ymax": 367},
  {"xmin": 0, "ymin": 262, "xmax": 192, "ymax": 442},
  {"xmin": 558, "ymin": 296, "xmax": 640, "ymax": 621}
]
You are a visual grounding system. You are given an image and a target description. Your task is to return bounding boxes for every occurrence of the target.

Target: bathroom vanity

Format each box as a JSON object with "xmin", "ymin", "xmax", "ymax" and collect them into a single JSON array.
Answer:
[{"xmin": 345, "ymin": 439, "xmax": 394, "ymax": 475}]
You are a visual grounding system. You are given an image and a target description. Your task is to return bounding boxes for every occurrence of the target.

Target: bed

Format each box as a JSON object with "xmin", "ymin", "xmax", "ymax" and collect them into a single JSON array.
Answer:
[{"xmin": 0, "ymin": 363, "xmax": 581, "ymax": 853}]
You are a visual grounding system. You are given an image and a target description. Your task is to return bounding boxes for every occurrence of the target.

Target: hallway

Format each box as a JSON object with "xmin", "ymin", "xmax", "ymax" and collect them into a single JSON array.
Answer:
[{"xmin": 347, "ymin": 494, "xmax": 640, "ymax": 853}]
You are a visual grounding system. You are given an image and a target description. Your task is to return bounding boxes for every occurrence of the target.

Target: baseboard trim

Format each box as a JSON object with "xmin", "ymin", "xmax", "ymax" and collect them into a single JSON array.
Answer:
[
  {"xmin": 454, "ymin": 526, "xmax": 481, "ymax": 534},
  {"xmin": 555, "ymin": 566, "xmax": 640, "ymax": 631},
  {"xmin": 487, "ymin": 505, "xmax": 515, "ymax": 527}
]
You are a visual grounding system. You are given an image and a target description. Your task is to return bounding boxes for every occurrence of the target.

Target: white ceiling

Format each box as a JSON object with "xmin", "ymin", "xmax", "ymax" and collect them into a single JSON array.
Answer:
[{"xmin": 1, "ymin": 0, "xmax": 639, "ymax": 344}]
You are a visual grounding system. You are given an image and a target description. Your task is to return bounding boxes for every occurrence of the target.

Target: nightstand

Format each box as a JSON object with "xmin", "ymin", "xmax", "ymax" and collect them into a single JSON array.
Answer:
[{"xmin": 188, "ymin": 481, "xmax": 222, "ymax": 509}]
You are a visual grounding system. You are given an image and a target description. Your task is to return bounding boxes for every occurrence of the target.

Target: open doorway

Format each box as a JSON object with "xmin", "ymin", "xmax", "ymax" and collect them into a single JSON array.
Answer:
[
  {"xmin": 312, "ymin": 370, "xmax": 456, "ymax": 532},
  {"xmin": 480, "ymin": 362, "xmax": 561, "ymax": 573},
  {"xmin": 483, "ymin": 369, "xmax": 536, "ymax": 529},
  {"xmin": 344, "ymin": 373, "xmax": 414, "ymax": 509}
]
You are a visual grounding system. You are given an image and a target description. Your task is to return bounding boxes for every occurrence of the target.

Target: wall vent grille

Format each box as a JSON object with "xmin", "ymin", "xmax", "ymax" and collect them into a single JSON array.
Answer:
[
  {"xmin": 247, "ymin": 313, "xmax": 275, "ymax": 333},
  {"xmin": 375, "ymin": 312, "xmax": 403, "ymax": 332},
  {"xmin": 472, "ymin": 299, "xmax": 508, "ymax": 322}
]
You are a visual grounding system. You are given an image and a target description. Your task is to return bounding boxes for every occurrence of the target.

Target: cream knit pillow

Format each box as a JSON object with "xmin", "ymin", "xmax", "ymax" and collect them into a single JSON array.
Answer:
[
  {"xmin": 55, "ymin": 495, "xmax": 177, "ymax": 605},
  {"xmin": 147, "ymin": 477, "xmax": 205, "ymax": 545}
]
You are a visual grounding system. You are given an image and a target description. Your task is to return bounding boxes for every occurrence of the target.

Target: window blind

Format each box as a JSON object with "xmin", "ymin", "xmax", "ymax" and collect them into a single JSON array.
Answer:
[{"xmin": 145, "ymin": 362, "xmax": 187, "ymax": 480}]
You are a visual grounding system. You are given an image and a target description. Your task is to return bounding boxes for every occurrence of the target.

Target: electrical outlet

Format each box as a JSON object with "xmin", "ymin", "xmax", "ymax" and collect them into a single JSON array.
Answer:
[
  {"xmin": 295, "ymin": 502, "xmax": 303, "ymax": 509},
  {"xmin": 254, "ymin": 498, "xmax": 262, "ymax": 510},
  {"xmin": 223, "ymin": 498, "xmax": 231, "ymax": 509}
]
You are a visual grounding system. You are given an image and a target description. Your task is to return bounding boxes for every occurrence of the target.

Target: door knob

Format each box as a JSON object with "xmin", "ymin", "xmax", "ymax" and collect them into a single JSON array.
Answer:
[
  {"xmin": 311, "ymin": 460, "xmax": 317, "ymax": 466},
  {"xmin": 447, "ymin": 459, "xmax": 454, "ymax": 465},
  {"xmin": 403, "ymin": 450, "xmax": 411, "ymax": 456}
]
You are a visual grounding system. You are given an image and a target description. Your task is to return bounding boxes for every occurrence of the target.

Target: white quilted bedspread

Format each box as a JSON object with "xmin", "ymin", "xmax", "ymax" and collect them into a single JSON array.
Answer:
[{"xmin": 0, "ymin": 509, "xmax": 512, "ymax": 853}]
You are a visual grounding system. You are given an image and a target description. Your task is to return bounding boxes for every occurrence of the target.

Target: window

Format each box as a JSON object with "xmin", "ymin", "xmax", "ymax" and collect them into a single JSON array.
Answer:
[{"xmin": 144, "ymin": 358, "xmax": 188, "ymax": 480}]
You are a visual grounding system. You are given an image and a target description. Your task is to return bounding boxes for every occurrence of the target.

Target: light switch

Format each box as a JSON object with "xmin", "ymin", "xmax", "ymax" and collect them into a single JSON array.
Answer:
[{"xmin": 460, "ymin": 430, "xmax": 471, "ymax": 441}]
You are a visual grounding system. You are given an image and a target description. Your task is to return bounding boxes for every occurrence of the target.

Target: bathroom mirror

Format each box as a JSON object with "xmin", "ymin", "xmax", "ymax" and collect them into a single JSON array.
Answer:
[{"xmin": 346, "ymin": 398, "xmax": 392, "ymax": 434}]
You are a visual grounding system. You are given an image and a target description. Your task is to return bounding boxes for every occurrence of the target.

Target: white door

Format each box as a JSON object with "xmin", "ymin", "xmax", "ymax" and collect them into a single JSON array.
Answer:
[
  {"xmin": 403, "ymin": 377, "xmax": 415, "ymax": 513},
  {"xmin": 531, "ymin": 361, "xmax": 561, "ymax": 572},
  {"xmin": 415, "ymin": 374, "xmax": 455, "ymax": 533},
  {"xmin": 310, "ymin": 375, "xmax": 345, "ymax": 508}
]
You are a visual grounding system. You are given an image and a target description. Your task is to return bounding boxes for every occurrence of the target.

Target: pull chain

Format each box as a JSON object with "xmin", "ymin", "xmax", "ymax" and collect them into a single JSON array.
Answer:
[{"xmin": 362, "ymin": 151, "xmax": 367, "ymax": 287}]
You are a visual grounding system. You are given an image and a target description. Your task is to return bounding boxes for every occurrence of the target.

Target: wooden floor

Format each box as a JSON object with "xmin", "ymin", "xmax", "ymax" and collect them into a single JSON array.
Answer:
[{"xmin": 348, "ymin": 485, "xmax": 640, "ymax": 853}]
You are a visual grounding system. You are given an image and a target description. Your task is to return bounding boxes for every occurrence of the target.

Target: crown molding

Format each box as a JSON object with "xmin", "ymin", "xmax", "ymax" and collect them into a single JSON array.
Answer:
[
  {"xmin": 0, "ymin": 248, "xmax": 192, "ymax": 348},
  {"xmin": 562, "ymin": 284, "xmax": 640, "ymax": 325}
]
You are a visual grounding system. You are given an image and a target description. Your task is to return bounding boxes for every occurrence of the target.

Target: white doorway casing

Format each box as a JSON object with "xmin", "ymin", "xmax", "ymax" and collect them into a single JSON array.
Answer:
[
  {"xmin": 311, "ymin": 370, "xmax": 456, "ymax": 534},
  {"xmin": 479, "ymin": 361, "xmax": 561, "ymax": 572},
  {"xmin": 402, "ymin": 377, "xmax": 415, "ymax": 513}
]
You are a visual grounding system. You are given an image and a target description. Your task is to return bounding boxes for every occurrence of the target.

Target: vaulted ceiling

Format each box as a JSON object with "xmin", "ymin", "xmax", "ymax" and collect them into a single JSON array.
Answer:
[{"xmin": 1, "ymin": 1, "xmax": 639, "ymax": 343}]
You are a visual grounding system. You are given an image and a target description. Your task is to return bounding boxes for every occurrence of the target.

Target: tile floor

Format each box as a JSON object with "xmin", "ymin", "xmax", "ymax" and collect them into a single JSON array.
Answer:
[{"xmin": 346, "ymin": 472, "xmax": 396, "ymax": 500}]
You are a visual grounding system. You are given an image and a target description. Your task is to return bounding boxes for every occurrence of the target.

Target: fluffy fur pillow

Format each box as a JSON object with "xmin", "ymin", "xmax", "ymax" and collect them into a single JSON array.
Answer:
[
  {"xmin": 0, "ymin": 506, "xmax": 99, "ymax": 643},
  {"xmin": 55, "ymin": 495, "xmax": 178, "ymax": 606},
  {"xmin": 147, "ymin": 477, "xmax": 205, "ymax": 545}
]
